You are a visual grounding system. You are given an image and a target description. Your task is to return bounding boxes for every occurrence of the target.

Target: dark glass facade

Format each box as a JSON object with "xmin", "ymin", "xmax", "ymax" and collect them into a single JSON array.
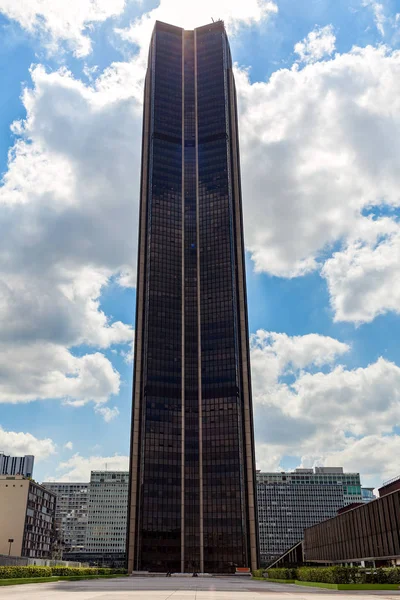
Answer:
[{"xmin": 128, "ymin": 20, "xmax": 258, "ymax": 574}]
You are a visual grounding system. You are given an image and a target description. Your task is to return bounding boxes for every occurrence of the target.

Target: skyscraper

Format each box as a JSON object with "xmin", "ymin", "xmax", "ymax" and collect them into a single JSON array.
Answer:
[{"xmin": 128, "ymin": 20, "xmax": 258, "ymax": 574}]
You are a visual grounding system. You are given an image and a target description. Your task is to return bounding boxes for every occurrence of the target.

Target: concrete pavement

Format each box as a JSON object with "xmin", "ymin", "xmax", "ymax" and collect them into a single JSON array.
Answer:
[{"xmin": 1, "ymin": 576, "xmax": 400, "ymax": 599}]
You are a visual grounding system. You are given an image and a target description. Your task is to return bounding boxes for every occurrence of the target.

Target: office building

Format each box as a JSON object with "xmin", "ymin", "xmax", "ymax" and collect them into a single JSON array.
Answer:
[
  {"xmin": 0, "ymin": 453, "xmax": 34, "ymax": 477},
  {"xmin": 257, "ymin": 467, "xmax": 362, "ymax": 565},
  {"xmin": 86, "ymin": 471, "xmax": 128, "ymax": 554},
  {"xmin": 42, "ymin": 482, "xmax": 89, "ymax": 552},
  {"xmin": 128, "ymin": 20, "xmax": 258, "ymax": 573},
  {"xmin": 0, "ymin": 475, "xmax": 55, "ymax": 558},
  {"xmin": 361, "ymin": 487, "xmax": 376, "ymax": 503},
  {"xmin": 304, "ymin": 485, "xmax": 400, "ymax": 565}
]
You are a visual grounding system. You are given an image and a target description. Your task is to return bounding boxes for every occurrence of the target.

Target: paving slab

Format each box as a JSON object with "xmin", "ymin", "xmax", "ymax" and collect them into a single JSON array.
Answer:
[{"xmin": 1, "ymin": 576, "xmax": 400, "ymax": 600}]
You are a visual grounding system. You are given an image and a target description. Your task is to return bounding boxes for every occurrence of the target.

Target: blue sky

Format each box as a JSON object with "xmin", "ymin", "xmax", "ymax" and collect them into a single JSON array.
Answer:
[{"xmin": 0, "ymin": 0, "xmax": 400, "ymax": 488}]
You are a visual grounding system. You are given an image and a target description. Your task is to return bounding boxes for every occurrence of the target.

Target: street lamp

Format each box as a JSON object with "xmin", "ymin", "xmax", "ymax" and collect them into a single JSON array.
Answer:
[{"xmin": 8, "ymin": 539, "xmax": 14, "ymax": 556}]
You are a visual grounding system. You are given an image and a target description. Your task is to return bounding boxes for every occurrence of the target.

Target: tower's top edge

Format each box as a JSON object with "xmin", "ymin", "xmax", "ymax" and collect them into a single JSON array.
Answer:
[{"xmin": 154, "ymin": 20, "xmax": 226, "ymax": 34}]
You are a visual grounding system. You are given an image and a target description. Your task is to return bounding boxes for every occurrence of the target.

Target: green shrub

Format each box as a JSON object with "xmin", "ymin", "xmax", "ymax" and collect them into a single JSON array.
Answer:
[
  {"xmin": 0, "ymin": 565, "xmax": 126, "ymax": 580},
  {"xmin": 297, "ymin": 566, "xmax": 359, "ymax": 584},
  {"xmin": 112, "ymin": 568, "xmax": 127, "ymax": 574},
  {"xmin": 267, "ymin": 567, "xmax": 297, "ymax": 580},
  {"xmin": 383, "ymin": 568, "xmax": 400, "ymax": 584},
  {"xmin": 0, "ymin": 566, "xmax": 52, "ymax": 580},
  {"xmin": 296, "ymin": 567, "xmax": 400, "ymax": 585},
  {"xmin": 252, "ymin": 569, "xmax": 265, "ymax": 578},
  {"xmin": 50, "ymin": 567, "xmax": 100, "ymax": 576},
  {"xmin": 358, "ymin": 568, "xmax": 400, "ymax": 584}
]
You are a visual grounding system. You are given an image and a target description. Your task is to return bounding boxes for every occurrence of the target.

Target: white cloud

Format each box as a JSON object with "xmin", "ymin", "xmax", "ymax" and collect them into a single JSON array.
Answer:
[
  {"xmin": 294, "ymin": 25, "xmax": 336, "ymax": 64},
  {"xmin": 301, "ymin": 434, "xmax": 400, "ymax": 487},
  {"xmin": 255, "ymin": 446, "xmax": 283, "ymax": 472},
  {"xmin": 322, "ymin": 223, "xmax": 400, "ymax": 323},
  {"xmin": 0, "ymin": 0, "xmax": 126, "ymax": 57},
  {"xmin": 290, "ymin": 357, "xmax": 400, "ymax": 436},
  {"xmin": 251, "ymin": 330, "xmax": 400, "ymax": 485},
  {"xmin": 117, "ymin": 0, "xmax": 278, "ymax": 51},
  {"xmin": 0, "ymin": 427, "xmax": 56, "ymax": 460},
  {"xmin": 251, "ymin": 330, "xmax": 349, "ymax": 376},
  {"xmin": 64, "ymin": 441, "xmax": 73, "ymax": 450},
  {"xmin": 0, "ymin": 63, "xmax": 138, "ymax": 409},
  {"xmin": 236, "ymin": 43, "xmax": 400, "ymax": 309},
  {"xmin": 56, "ymin": 453, "xmax": 129, "ymax": 482},
  {"xmin": 95, "ymin": 405, "xmax": 120, "ymax": 422},
  {"xmin": 362, "ymin": 0, "xmax": 386, "ymax": 36},
  {"xmin": 121, "ymin": 337, "xmax": 135, "ymax": 364},
  {"xmin": 0, "ymin": 344, "xmax": 120, "ymax": 406}
]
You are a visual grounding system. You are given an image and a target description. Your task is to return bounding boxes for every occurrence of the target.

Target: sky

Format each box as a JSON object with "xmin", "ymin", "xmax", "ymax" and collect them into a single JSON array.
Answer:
[{"xmin": 0, "ymin": 0, "xmax": 400, "ymax": 489}]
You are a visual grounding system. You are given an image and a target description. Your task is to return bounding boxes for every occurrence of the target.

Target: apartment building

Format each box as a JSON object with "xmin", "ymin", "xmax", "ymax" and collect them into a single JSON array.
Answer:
[
  {"xmin": 0, "ymin": 453, "xmax": 34, "ymax": 477},
  {"xmin": 0, "ymin": 475, "xmax": 56, "ymax": 558},
  {"xmin": 42, "ymin": 482, "xmax": 89, "ymax": 552}
]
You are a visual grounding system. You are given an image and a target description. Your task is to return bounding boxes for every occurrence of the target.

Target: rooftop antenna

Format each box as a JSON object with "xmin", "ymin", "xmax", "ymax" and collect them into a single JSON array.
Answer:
[{"xmin": 211, "ymin": 17, "xmax": 214, "ymax": 22}]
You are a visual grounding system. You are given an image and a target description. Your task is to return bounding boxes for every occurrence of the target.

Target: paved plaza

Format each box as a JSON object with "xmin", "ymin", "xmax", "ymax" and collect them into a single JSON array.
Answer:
[{"xmin": 2, "ymin": 577, "xmax": 400, "ymax": 600}]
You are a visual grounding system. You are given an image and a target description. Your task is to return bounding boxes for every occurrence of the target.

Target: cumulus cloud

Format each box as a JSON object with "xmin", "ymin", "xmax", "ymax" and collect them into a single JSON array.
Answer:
[
  {"xmin": 290, "ymin": 357, "xmax": 400, "ymax": 436},
  {"xmin": 301, "ymin": 434, "xmax": 400, "ymax": 487},
  {"xmin": 0, "ymin": 64, "xmax": 138, "ymax": 410},
  {"xmin": 64, "ymin": 441, "xmax": 73, "ymax": 450},
  {"xmin": 0, "ymin": 427, "xmax": 56, "ymax": 459},
  {"xmin": 251, "ymin": 330, "xmax": 349, "ymax": 379},
  {"xmin": 251, "ymin": 331, "xmax": 400, "ymax": 485},
  {"xmin": 322, "ymin": 223, "xmax": 400, "ymax": 323},
  {"xmin": 236, "ymin": 45, "xmax": 400, "ymax": 282},
  {"xmin": 117, "ymin": 0, "xmax": 278, "ymax": 49},
  {"xmin": 0, "ymin": 0, "xmax": 126, "ymax": 57},
  {"xmin": 0, "ymin": 344, "xmax": 120, "ymax": 406},
  {"xmin": 55, "ymin": 453, "xmax": 129, "ymax": 482},
  {"xmin": 294, "ymin": 25, "xmax": 336, "ymax": 63}
]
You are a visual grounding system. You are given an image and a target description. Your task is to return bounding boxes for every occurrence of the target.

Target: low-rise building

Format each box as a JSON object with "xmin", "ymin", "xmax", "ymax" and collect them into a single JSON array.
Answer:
[
  {"xmin": 378, "ymin": 475, "xmax": 400, "ymax": 498},
  {"xmin": 304, "ymin": 484, "xmax": 400, "ymax": 566},
  {"xmin": 0, "ymin": 475, "xmax": 56, "ymax": 558},
  {"xmin": 0, "ymin": 453, "xmax": 34, "ymax": 477},
  {"xmin": 257, "ymin": 467, "xmax": 362, "ymax": 565},
  {"xmin": 42, "ymin": 482, "xmax": 89, "ymax": 552}
]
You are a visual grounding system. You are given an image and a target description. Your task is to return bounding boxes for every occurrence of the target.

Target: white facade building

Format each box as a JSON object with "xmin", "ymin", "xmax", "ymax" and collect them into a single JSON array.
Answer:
[
  {"xmin": 85, "ymin": 471, "xmax": 129, "ymax": 553},
  {"xmin": 257, "ymin": 467, "xmax": 362, "ymax": 565},
  {"xmin": 42, "ymin": 482, "xmax": 89, "ymax": 552}
]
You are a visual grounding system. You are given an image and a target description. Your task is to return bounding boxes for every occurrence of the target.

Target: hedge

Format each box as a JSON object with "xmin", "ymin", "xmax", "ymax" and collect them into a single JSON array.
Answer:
[
  {"xmin": 297, "ymin": 567, "xmax": 358, "ymax": 583},
  {"xmin": 252, "ymin": 569, "xmax": 265, "ymax": 578},
  {"xmin": 0, "ymin": 567, "xmax": 52, "ymax": 580},
  {"xmin": 266, "ymin": 568, "xmax": 297, "ymax": 580},
  {"xmin": 0, "ymin": 566, "xmax": 127, "ymax": 580},
  {"xmin": 263, "ymin": 567, "xmax": 400, "ymax": 585}
]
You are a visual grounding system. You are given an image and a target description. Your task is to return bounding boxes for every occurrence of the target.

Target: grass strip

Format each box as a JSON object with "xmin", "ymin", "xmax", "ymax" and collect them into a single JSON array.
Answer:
[
  {"xmin": 295, "ymin": 581, "xmax": 400, "ymax": 590},
  {"xmin": 253, "ymin": 578, "xmax": 400, "ymax": 590},
  {"xmin": 0, "ymin": 574, "xmax": 128, "ymax": 587}
]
